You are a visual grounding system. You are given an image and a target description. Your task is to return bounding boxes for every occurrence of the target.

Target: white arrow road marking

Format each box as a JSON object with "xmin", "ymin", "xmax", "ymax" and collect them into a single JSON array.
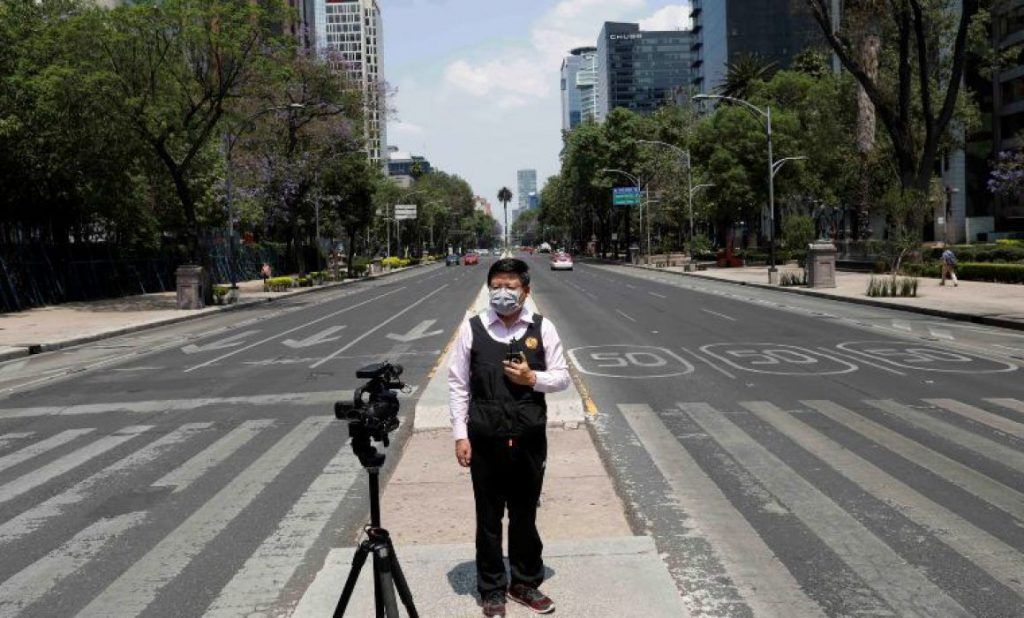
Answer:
[
  {"xmin": 927, "ymin": 327, "xmax": 955, "ymax": 341},
  {"xmin": 385, "ymin": 319, "xmax": 444, "ymax": 342},
  {"xmin": 180, "ymin": 331, "xmax": 260, "ymax": 355},
  {"xmin": 891, "ymin": 320, "xmax": 914, "ymax": 333},
  {"xmin": 282, "ymin": 326, "xmax": 347, "ymax": 349}
]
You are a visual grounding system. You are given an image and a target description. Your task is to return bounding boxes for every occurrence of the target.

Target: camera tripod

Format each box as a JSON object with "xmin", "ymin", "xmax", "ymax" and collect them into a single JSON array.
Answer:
[{"xmin": 334, "ymin": 464, "xmax": 418, "ymax": 618}]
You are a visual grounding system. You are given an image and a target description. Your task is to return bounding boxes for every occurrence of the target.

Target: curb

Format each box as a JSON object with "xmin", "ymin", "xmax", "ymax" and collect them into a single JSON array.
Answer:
[
  {"xmin": 7, "ymin": 263, "xmax": 435, "ymax": 358},
  {"xmin": 596, "ymin": 259, "xmax": 1024, "ymax": 333}
]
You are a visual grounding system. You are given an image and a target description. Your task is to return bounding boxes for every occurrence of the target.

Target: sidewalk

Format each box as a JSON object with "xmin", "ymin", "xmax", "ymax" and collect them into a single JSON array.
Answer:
[
  {"xmin": 0, "ymin": 267, "xmax": 421, "ymax": 362},
  {"xmin": 295, "ymin": 287, "xmax": 688, "ymax": 617},
  {"xmin": 624, "ymin": 263, "xmax": 1024, "ymax": 331}
]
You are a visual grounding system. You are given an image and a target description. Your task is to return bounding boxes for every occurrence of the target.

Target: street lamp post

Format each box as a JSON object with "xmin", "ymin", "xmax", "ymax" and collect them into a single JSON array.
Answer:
[
  {"xmin": 600, "ymin": 168, "xmax": 641, "ymax": 263},
  {"xmin": 222, "ymin": 102, "xmax": 307, "ymax": 289},
  {"xmin": 639, "ymin": 140, "xmax": 715, "ymax": 254},
  {"xmin": 693, "ymin": 94, "xmax": 785, "ymax": 276}
]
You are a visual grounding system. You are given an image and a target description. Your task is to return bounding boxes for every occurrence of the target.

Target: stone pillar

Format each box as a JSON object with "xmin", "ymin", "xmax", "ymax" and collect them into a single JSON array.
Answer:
[
  {"xmin": 175, "ymin": 265, "xmax": 205, "ymax": 309},
  {"xmin": 807, "ymin": 242, "xmax": 837, "ymax": 288}
]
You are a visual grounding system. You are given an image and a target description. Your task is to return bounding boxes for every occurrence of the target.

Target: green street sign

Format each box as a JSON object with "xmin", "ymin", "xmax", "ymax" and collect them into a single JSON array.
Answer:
[{"xmin": 612, "ymin": 187, "xmax": 640, "ymax": 206}]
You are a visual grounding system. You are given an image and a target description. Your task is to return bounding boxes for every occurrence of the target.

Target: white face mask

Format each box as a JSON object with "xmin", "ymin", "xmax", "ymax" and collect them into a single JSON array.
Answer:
[{"xmin": 489, "ymin": 287, "xmax": 524, "ymax": 316}]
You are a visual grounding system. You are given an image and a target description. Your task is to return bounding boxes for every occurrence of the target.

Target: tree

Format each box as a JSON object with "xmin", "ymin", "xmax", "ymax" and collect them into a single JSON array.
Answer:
[
  {"xmin": 321, "ymin": 154, "xmax": 377, "ymax": 278},
  {"xmin": 85, "ymin": 0, "xmax": 281, "ymax": 258},
  {"xmin": 717, "ymin": 53, "xmax": 778, "ymax": 99},
  {"xmin": 803, "ymin": 0, "xmax": 982, "ymax": 193},
  {"xmin": 497, "ymin": 187, "xmax": 513, "ymax": 248}
]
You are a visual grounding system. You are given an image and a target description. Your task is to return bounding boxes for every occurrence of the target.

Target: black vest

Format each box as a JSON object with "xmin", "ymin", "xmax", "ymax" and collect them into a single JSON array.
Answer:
[{"xmin": 467, "ymin": 314, "xmax": 548, "ymax": 440}]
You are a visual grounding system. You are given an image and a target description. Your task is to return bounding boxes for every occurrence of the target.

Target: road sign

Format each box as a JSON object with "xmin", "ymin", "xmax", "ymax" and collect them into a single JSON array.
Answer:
[
  {"xmin": 612, "ymin": 187, "xmax": 640, "ymax": 207},
  {"xmin": 394, "ymin": 204, "xmax": 417, "ymax": 220}
]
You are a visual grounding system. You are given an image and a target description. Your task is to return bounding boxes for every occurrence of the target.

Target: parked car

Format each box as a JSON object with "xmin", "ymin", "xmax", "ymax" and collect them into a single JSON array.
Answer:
[
  {"xmin": 464, "ymin": 252, "xmax": 480, "ymax": 265},
  {"xmin": 477, "ymin": 248, "xmax": 490, "ymax": 256},
  {"xmin": 550, "ymin": 252, "xmax": 573, "ymax": 271},
  {"xmin": 445, "ymin": 254, "xmax": 460, "ymax": 266}
]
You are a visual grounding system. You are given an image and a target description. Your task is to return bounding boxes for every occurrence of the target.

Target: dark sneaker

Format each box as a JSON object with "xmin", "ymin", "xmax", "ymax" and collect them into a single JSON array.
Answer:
[
  {"xmin": 508, "ymin": 583, "xmax": 555, "ymax": 614},
  {"xmin": 482, "ymin": 590, "xmax": 506, "ymax": 617}
]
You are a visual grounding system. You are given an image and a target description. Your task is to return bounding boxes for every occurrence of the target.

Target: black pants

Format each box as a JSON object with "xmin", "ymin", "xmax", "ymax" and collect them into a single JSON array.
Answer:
[{"xmin": 469, "ymin": 432, "xmax": 547, "ymax": 595}]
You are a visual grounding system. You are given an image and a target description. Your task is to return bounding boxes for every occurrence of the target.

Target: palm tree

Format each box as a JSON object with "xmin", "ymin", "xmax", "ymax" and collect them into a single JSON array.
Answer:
[
  {"xmin": 497, "ymin": 186, "xmax": 513, "ymax": 251},
  {"xmin": 717, "ymin": 53, "xmax": 778, "ymax": 99}
]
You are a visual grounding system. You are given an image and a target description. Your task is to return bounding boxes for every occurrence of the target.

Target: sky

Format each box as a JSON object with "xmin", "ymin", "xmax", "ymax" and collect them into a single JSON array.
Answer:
[{"xmin": 384, "ymin": 0, "xmax": 692, "ymax": 210}]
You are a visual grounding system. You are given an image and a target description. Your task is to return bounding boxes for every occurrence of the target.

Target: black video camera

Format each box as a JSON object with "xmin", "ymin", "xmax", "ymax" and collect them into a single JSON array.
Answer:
[{"xmin": 334, "ymin": 362, "xmax": 405, "ymax": 468}]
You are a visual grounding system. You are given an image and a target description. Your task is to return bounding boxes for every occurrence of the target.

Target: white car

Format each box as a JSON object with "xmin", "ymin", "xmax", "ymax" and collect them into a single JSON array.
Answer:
[{"xmin": 550, "ymin": 252, "xmax": 574, "ymax": 271}]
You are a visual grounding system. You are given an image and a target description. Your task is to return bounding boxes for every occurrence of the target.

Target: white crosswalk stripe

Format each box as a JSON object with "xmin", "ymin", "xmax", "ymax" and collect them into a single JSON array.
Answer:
[
  {"xmin": 681, "ymin": 402, "xmax": 972, "ymax": 617},
  {"xmin": 0, "ymin": 432, "xmax": 34, "ymax": 451},
  {"xmin": 0, "ymin": 428, "xmax": 94, "ymax": 473},
  {"xmin": 2, "ymin": 398, "xmax": 1024, "ymax": 616},
  {"xmin": 77, "ymin": 417, "xmax": 331, "ymax": 617},
  {"xmin": 0, "ymin": 511, "xmax": 146, "ymax": 614},
  {"xmin": 204, "ymin": 440, "xmax": 361, "ymax": 617},
  {"xmin": 0, "ymin": 425, "xmax": 150, "ymax": 506},
  {"xmin": 0, "ymin": 423, "xmax": 210, "ymax": 546}
]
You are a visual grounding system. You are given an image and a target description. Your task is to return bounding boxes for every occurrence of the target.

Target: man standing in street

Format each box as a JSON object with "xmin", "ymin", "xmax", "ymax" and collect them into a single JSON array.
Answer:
[{"xmin": 449, "ymin": 258, "xmax": 570, "ymax": 616}]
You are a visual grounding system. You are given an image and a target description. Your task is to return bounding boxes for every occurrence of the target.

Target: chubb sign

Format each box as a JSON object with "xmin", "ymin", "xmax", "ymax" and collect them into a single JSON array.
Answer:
[{"xmin": 610, "ymin": 33, "xmax": 642, "ymax": 41}]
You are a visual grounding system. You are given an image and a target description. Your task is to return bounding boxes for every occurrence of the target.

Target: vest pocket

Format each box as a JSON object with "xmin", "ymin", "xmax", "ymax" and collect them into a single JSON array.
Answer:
[{"xmin": 468, "ymin": 400, "xmax": 547, "ymax": 439}]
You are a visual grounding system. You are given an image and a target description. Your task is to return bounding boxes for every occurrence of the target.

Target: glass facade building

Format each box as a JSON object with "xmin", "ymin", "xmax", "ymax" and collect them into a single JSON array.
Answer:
[
  {"xmin": 561, "ymin": 47, "xmax": 598, "ymax": 131},
  {"xmin": 595, "ymin": 22, "xmax": 693, "ymax": 121},
  {"xmin": 316, "ymin": 0, "xmax": 386, "ymax": 165},
  {"xmin": 517, "ymin": 170, "xmax": 538, "ymax": 211},
  {"xmin": 690, "ymin": 0, "xmax": 822, "ymax": 94}
]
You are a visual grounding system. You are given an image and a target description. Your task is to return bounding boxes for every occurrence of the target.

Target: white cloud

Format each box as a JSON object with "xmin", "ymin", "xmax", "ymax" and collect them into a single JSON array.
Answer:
[
  {"xmin": 639, "ymin": 5, "xmax": 691, "ymax": 31},
  {"xmin": 444, "ymin": 57, "xmax": 548, "ymax": 100}
]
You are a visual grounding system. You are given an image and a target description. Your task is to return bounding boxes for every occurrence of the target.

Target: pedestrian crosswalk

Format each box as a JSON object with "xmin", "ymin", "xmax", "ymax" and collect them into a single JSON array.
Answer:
[{"xmin": 1, "ymin": 397, "xmax": 1023, "ymax": 616}]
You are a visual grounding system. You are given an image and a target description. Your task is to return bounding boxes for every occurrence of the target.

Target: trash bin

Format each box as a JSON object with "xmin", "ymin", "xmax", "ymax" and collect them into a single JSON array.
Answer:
[{"xmin": 175, "ymin": 265, "xmax": 205, "ymax": 309}]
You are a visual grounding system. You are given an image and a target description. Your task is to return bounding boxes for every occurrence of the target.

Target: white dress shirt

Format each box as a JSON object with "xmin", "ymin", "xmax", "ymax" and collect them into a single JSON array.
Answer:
[{"xmin": 448, "ymin": 305, "xmax": 571, "ymax": 440}]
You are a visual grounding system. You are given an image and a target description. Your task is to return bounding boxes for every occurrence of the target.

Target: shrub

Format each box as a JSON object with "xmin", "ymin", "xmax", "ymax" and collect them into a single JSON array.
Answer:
[
  {"xmin": 263, "ymin": 276, "xmax": 294, "ymax": 292},
  {"xmin": 867, "ymin": 275, "xmax": 918, "ymax": 297},
  {"xmin": 381, "ymin": 257, "xmax": 403, "ymax": 269},
  {"xmin": 212, "ymin": 285, "xmax": 229, "ymax": 303},
  {"xmin": 957, "ymin": 262, "xmax": 1024, "ymax": 284},
  {"xmin": 782, "ymin": 214, "xmax": 815, "ymax": 251},
  {"xmin": 779, "ymin": 270, "xmax": 807, "ymax": 287}
]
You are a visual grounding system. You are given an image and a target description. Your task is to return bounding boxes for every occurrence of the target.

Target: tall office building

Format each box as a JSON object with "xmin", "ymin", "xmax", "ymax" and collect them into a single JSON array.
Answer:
[
  {"xmin": 517, "ymin": 170, "xmax": 538, "ymax": 211},
  {"xmin": 595, "ymin": 22, "xmax": 693, "ymax": 122},
  {"xmin": 689, "ymin": 0, "xmax": 823, "ymax": 94},
  {"xmin": 561, "ymin": 46, "xmax": 598, "ymax": 131},
  {"xmin": 985, "ymin": 3, "xmax": 1024, "ymax": 231},
  {"xmin": 314, "ymin": 0, "xmax": 387, "ymax": 165}
]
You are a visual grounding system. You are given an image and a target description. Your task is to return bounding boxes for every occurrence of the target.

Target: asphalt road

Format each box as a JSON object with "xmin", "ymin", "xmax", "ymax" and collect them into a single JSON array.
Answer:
[
  {"xmin": 4, "ymin": 255, "xmax": 1024, "ymax": 617},
  {"xmin": 0, "ymin": 263, "xmax": 486, "ymax": 617},
  {"xmin": 529, "ymin": 256, "xmax": 1024, "ymax": 617}
]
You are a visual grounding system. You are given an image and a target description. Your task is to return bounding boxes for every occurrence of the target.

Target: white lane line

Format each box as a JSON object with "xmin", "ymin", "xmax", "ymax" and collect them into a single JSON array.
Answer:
[
  {"xmin": 868, "ymin": 400, "xmax": 1024, "ymax": 473},
  {"xmin": 744, "ymin": 401, "xmax": 1024, "ymax": 598},
  {"xmin": 0, "ymin": 429, "xmax": 94, "ymax": 473},
  {"xmin": 184, "ymin": 288, "xmax": 406, "ymax": 373},
  {"xmin": 817, "ymin": 347, "xmax": 906, "ymax": 376},
  {"xmin": 0, "ymin": 391, "xmax": 349, "ymax": 419},
  {"xmin": 681, "ymin": 402, "xmax": 971, "ymax": 618},
  {"xmin": 804, "ymin": 400, "xmax": 1024, "ymax": 521},
  {"xmin": 0, "ymin": 432, "xmax": 33, "ymax": 450},
  {"xmin": 78, "ymin": 417, "xmax": 331, "ymax": 618},
  {"xmin": 927, "ymin": 327, "xmax": 955, "ymax": 341},
  {"xmin": 0, "ymin": 511, "xmax": 147, "ymax": 614},
  {"xmin": 925, "ymin": 399, "xmax": 1024, "ymax": 440},
  {"xmin": 0, "ymin": 424, "xmax": 210, "ymax": 546},
  {"xmin": 310, "ymin": 285, "xmax": 449, "ymax": 369},
  {"xmin": 618, "ymin": 404, "xmax": 821, "ymax": 618},
  {"xmin": 648, "ymin": 292, "xmax": 667, "ymax": 299},
  {"xmin": 677, "ymin": 346, "xmax": 736, "ymax": 379},
  {"xmin": 151, "ymin": 420, "xmax": 274, "ymax": 492},
  {"xmin": 614, "ymin": 309, "xmax": 637, "ymax": 323},
  {"xmin": 204, "ymin": 441, "xmax": 362, "ymax": 617},
  {"xmin": 0, "ymin": 426, "xmax": 151, "ymax": 506},
  {"xmin": 700, "ymin": 308, "xmax": 737, "ymax": 322}
]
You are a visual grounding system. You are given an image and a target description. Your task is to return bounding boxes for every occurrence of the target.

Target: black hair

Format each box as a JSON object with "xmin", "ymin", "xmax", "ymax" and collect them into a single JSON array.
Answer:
[{"xmin": 487, "ymin": 258, "xmax": 530, "ymax": 287}]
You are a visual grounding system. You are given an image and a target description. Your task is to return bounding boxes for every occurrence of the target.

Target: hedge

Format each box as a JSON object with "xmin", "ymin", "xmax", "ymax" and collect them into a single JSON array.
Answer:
[
  {"xmin": 901, "ymin": 262, "xmax": 1024, "ymax": 284},
  {"xmin": 263, "ymin": 276, "xmax": 295, "ymax": 292},
  {"xmin": 926, "ymin": 244, "xmax": 1024, "ymax": 264}
]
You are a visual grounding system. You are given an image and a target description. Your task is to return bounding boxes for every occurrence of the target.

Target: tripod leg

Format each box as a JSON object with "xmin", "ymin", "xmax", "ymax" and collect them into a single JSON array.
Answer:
[
  {"xmin": 334, "ymin": 543, "xmax": 371, "ymax": 618},
  {"xmin": 386, "ymin": 538, "xmax": 419, "ymax": 618},
  {"xmin": 368, "ymin": 552, "xmax": 385, "ymax": 618}
]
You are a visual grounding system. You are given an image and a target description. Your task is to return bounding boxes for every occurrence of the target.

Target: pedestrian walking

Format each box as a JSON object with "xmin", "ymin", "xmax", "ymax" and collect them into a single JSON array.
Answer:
[
  {"xmin": 260, "ymin": 262, "xmax": 272, "ymax": 285},
  {"xmin": 940, "ymin": 248, "xmax": 958, "ymax": 287},
  {"xmin": 448, "ymin": 258, "xmax": 570, "ymax": 617}
]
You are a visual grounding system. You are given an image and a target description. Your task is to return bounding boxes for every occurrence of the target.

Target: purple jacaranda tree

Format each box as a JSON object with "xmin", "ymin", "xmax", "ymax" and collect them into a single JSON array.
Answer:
[{"xmin": 988, "ymin": 150, "xmax": 1024, "ymax": 198}]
